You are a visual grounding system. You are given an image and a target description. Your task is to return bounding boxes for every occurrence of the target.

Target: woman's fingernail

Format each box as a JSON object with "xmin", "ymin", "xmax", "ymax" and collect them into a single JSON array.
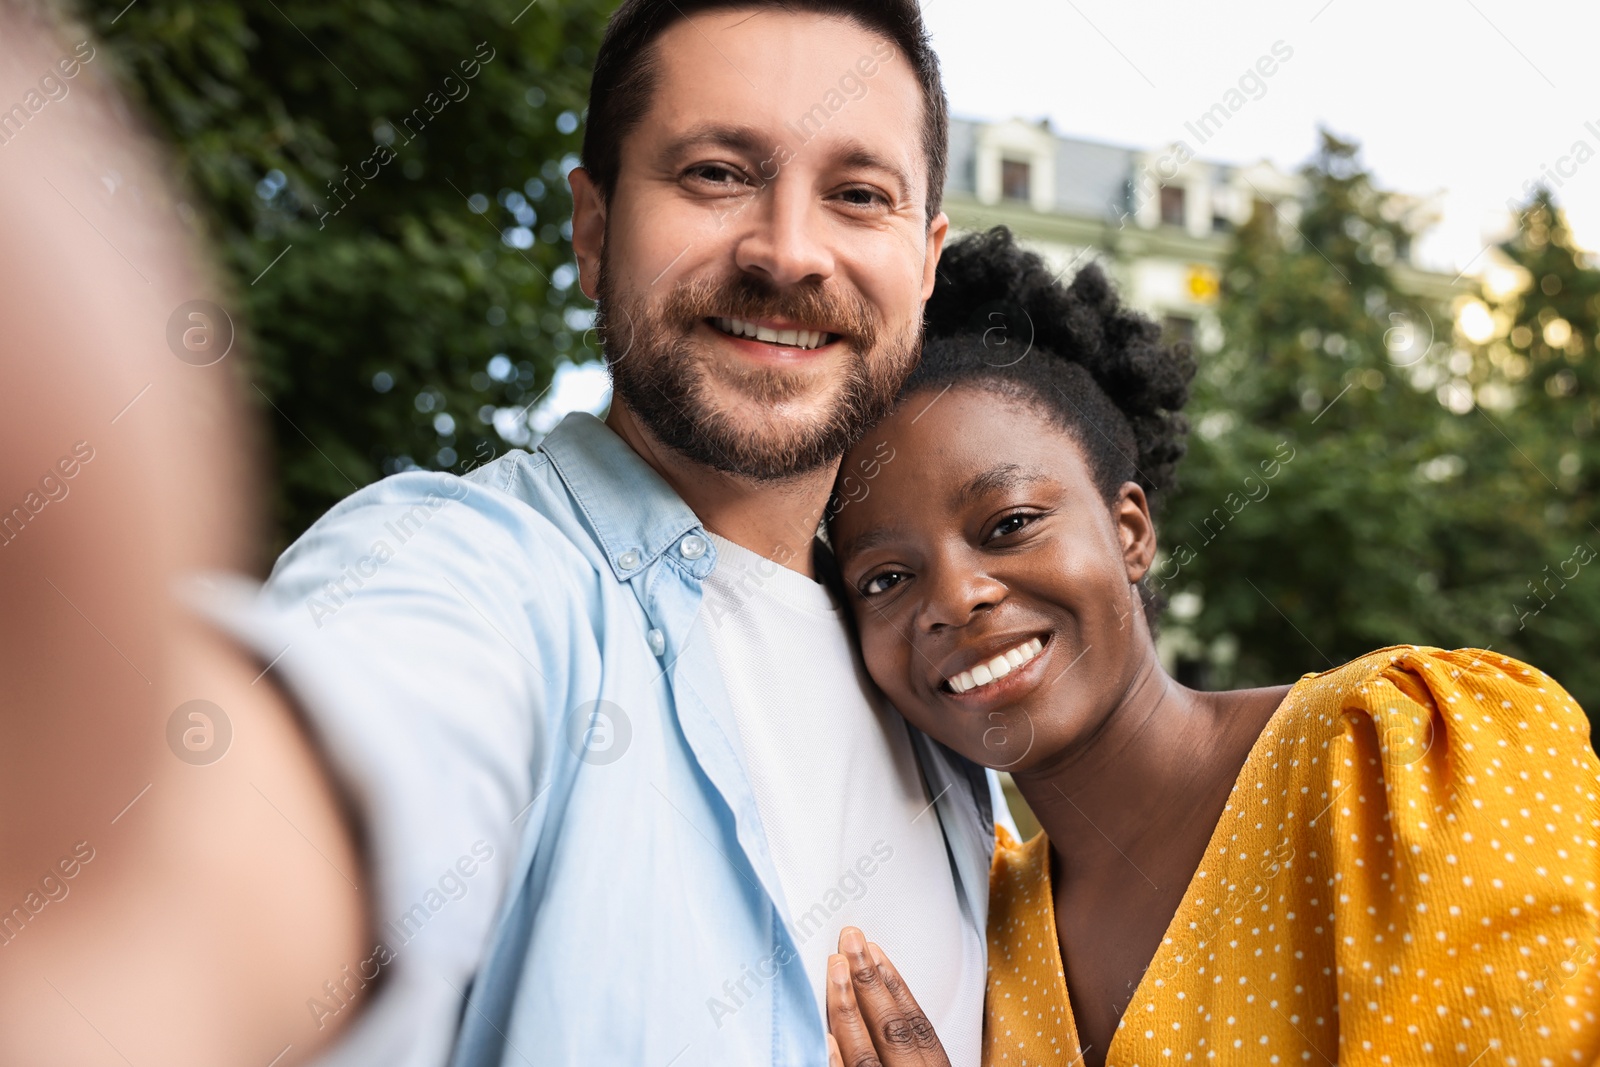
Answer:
[
  {"xmin": 829, "ymin": 954, "xmax": 848, "ymax": 983},
  {"xmin": 841, "ymin": 927, "xmax": 865, "ymax": 954},
  {"xmin": 867, "ymin": 942, "xmax": 885, "ymax": 966}
]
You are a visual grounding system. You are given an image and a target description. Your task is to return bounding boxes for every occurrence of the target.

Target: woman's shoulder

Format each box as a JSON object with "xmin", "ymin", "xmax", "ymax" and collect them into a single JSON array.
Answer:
[{"xmin": 1278, "ymin": 645, "xmax": 1593, "ymax": 765}]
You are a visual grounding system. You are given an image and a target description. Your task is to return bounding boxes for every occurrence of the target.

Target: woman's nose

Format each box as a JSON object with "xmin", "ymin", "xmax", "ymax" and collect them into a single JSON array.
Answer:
[{"xmin": 917, "ymin": 561, "xmax": 1007, "ymax": 632}]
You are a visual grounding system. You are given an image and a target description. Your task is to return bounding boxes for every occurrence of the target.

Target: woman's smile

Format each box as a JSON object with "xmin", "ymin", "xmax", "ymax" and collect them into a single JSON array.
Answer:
[{"xmin": 938, "ymin": 632, "xmax": 1048, "ymax": 696}]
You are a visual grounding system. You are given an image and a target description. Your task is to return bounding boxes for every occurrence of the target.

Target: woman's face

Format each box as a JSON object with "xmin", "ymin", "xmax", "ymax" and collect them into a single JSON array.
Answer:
[{"xmin": 830, "ymin": 384, "xmax": 1158, "ymax": 774}]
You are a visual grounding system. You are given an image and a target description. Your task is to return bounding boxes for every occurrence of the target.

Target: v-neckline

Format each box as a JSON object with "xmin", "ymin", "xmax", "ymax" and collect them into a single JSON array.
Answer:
[{"xmin": 1035, "ymin": 676, "xmax": 1308, "ymax": 1064}]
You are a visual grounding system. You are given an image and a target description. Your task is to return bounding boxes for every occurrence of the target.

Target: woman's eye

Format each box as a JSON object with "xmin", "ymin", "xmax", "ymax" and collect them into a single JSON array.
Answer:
[
  {"xmin": 860, "ymin": 571, "xmax": 907, "ymax": 596},
  {"xmin": 988, "ymin": 514, "xmax": 1035, "ymax": 541}
]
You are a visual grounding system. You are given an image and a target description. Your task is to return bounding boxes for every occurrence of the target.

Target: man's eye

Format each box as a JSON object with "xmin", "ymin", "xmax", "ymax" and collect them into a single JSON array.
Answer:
[
  {"xmin": 860, "ymin": 571, "xmax": 907, "ymax": 596},
  {"xmin": 835, "ymin": 186, "xmax": 888, "ymax": 208},
  {"xmin": 686, "ymin": 163, "xmax": 750, "ymax": 187},
  {"xmin": 988, "ymin": 514, "xmax": 1035, "ymax": 541}
]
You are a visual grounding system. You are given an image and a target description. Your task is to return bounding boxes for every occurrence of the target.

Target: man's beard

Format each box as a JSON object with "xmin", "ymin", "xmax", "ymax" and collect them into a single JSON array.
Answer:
[{"xmin": 594, "ymin": 257, "xmax": 920, "ymax": 481}]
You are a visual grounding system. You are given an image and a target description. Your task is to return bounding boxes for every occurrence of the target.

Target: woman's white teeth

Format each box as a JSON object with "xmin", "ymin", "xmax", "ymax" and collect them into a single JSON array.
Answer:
[
  {"xmin": 714, "ymin": 316, "xmax": 828, "ymax": 350},
  {"xmin": 947, "ymin": 637, "xmax": 1044, "ymax": 694}
]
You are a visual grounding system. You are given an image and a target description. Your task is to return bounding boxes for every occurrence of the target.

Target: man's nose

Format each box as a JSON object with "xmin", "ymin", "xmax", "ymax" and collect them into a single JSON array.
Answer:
[
  {"xmin": 918, "ymin": 559, "xmax": 1007, "ymax": 633},
  {"xmin": 732, "ymin": 180, "xmax": 835, "ymax": 288}
]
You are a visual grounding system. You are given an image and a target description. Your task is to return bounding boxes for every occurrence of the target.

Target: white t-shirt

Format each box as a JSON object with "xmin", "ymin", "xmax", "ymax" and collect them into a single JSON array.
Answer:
[{"xmin": 699, "ymin": 533, "xmax": 984, "ymax": 1067}]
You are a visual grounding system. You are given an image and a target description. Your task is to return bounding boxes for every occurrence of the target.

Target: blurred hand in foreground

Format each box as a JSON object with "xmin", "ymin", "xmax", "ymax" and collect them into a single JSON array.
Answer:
[{"xmin": 0, "ymin": 5, "xmax": 364, "ymax": 1064}]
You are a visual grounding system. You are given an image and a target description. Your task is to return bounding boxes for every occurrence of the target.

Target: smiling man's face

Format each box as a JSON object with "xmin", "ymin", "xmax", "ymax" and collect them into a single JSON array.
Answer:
[{"xmin": 571, "ymin": 8, "xmax": 947, "ymax": 480}]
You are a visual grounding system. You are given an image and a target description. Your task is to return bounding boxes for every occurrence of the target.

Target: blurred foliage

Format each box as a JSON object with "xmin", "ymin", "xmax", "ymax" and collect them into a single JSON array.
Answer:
[
  {"xmin": 73, "ymin": 5, "xmax": 1600, "ymax": 725},
  {"xmin": 1161, "ymin": 131, "xmax": 1600, "ymax": 727},
  {"xmin": 88, "ymin": 0, "xmax": 613, "ymax": 559},
  {"xmin": 1481, "ymin": 188, "xmax": 1600, "ymax": 712}
]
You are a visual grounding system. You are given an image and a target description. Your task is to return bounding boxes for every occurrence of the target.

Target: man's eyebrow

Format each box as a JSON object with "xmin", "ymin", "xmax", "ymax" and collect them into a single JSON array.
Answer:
[
  {"xmin": 954, "ymin": 464, "xmax": 1049, "ymax": 508},
  {"xmin": 833, "ymin": 139, "xmax": 913, "ymax": 197},
  {"xmin": 658, "ymin": 123, "xmax": 770, "ymax": 163}
]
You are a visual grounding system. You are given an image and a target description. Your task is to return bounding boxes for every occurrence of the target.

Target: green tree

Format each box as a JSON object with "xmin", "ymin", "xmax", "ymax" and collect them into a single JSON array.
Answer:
[
  {"xmin": 1494, "ymin": 188, "xmax": 1600, "ymax": 497},
  {"xmin": 1476, "ymin": 188, "xmax": 1600, "ymax": 712},
  {"xmin": 91, "ymin": 0, "xmax": 614, "ymax": 558},
  {"xmin": 1160, "ymin": 132, "xmax": 1550, "ymax": 700}
]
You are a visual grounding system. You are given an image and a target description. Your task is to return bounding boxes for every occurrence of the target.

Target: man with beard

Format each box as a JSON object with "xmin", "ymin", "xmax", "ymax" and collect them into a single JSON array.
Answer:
[{"xmin": 6, "ymin": 2, "xmax": 1004, "ymax": 1066}]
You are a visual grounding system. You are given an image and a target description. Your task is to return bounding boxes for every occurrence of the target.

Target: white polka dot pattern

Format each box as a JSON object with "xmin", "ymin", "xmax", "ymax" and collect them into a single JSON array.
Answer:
[{"xmin": 982, "ymin": 647, "xmax": 1600, "ymax": 1066}]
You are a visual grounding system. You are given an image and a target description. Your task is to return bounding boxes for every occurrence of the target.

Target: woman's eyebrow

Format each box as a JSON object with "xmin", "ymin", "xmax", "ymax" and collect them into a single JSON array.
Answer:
[
  {"xmin": 954, "ymin": 464, "xmax": 1049, "ymax": 507},
  {"xmin": 835, "ymin": 522, "xmax": 905, "ymax": 562}
]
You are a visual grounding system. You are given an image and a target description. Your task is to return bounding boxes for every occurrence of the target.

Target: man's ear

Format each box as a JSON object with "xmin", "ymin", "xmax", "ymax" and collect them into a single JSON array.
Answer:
[
  {"xmin": 920, "ymin": 209, "xmax": 949, "ymax": 302},
  {"xmin": 569, "ymin": 166, "xmax": 606, "ymax": 301},
  {"xmin": 1115, "ymin": 482, "xmax": 1157, "ymax": 584}
]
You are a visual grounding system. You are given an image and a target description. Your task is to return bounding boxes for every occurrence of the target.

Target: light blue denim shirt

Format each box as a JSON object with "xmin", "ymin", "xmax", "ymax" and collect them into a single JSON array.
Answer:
[{"xmin": 201, "ymin": 412, "xmax": 1004, "ymax": 1067}]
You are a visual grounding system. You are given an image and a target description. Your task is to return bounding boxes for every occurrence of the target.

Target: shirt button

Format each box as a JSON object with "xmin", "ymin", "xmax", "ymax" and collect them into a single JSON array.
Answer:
[
  {"xmin": 618, "ymin": 549, "xmax": 640, "ymax": 570},
  {"xmin": 678, "ymin": 534, "xmax": 708, "ymax": 560},
  {"xmin": 647, "ymin": 628, "xmax": 666, "ymax": 656}
]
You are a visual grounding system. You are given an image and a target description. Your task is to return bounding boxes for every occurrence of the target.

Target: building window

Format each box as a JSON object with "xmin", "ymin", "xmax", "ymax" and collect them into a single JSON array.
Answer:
[
  {"xmin": 1001, "ymin": 159, "xmax": 1031, "ymax": 202},
  {"xmin": 1159, "ymin": 184, "xmax": 1186, "ymax": 227}
]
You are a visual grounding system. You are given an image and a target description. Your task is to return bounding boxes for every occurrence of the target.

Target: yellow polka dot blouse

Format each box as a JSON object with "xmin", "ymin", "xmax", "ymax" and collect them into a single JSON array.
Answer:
[{"xmin": 983, "ymin": 647, "xmax": 1600, "ymax": 1065}]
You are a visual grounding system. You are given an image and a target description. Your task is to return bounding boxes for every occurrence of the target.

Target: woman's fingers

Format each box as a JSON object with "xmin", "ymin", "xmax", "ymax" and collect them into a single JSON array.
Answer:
[
  {"xmin": 827, "ymin": 952, "xmax": 883, "ymax": 1067},
  {"xmin": 866, "ymin": 942, "xmax": 947, "ymax": 1064},
  {"xmin": 835, "ymin": 926, "xmax": 947, "ymax": 1065}
]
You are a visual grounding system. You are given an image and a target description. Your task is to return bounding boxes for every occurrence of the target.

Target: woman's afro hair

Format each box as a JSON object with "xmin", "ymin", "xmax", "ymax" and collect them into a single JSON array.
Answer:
[{"xmin": 908, "ymin": 226, "xmax": 1196, "ymax": 514}]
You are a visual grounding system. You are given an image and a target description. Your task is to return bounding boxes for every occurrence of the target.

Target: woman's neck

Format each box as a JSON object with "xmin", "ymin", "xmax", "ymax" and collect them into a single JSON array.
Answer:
[{"xmin": 1011, "ymin": 647, "xmax": 1257, "ymax": 887}]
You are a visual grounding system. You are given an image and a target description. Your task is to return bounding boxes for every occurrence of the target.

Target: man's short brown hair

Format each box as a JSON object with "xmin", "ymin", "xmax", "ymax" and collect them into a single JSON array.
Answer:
[{"xmin": 581, "ymin": 0, "xmax": 949, "ymax": 224}]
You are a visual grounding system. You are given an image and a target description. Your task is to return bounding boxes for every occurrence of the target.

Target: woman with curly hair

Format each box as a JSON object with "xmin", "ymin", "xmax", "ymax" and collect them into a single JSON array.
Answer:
[{"xmin": 820, "ymin": 227, "xmax": 1600, "ymax": 1066}]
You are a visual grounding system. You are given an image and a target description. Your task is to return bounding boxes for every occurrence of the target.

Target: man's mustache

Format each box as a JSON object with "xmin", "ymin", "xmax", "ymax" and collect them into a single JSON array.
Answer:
[{"xmin": 661, "ymin": 273, "xmax": 880, "ymax": 350}]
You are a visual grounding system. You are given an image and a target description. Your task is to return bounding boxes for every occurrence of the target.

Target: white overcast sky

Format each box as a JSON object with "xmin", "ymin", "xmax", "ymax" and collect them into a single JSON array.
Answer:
[{"xmin": 920, "ymin": 0, "xmax": 1600, "ymax": 274}]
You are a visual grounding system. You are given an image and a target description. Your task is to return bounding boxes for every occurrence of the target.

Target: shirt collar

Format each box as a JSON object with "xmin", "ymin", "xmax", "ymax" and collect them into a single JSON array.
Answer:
[{"xmin": 538, "ymin": 412, "xmax": 710, "ymax": 582}]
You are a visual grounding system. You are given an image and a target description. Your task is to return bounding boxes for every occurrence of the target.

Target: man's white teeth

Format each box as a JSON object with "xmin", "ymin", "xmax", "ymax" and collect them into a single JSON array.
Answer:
[
  {"xmin": 947, "ymin": 637, "xmax": 1045, "ymax": 694},
  {"xmin": 714, "ymin": 316, "xmax": 829, "ymax": 350}
]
